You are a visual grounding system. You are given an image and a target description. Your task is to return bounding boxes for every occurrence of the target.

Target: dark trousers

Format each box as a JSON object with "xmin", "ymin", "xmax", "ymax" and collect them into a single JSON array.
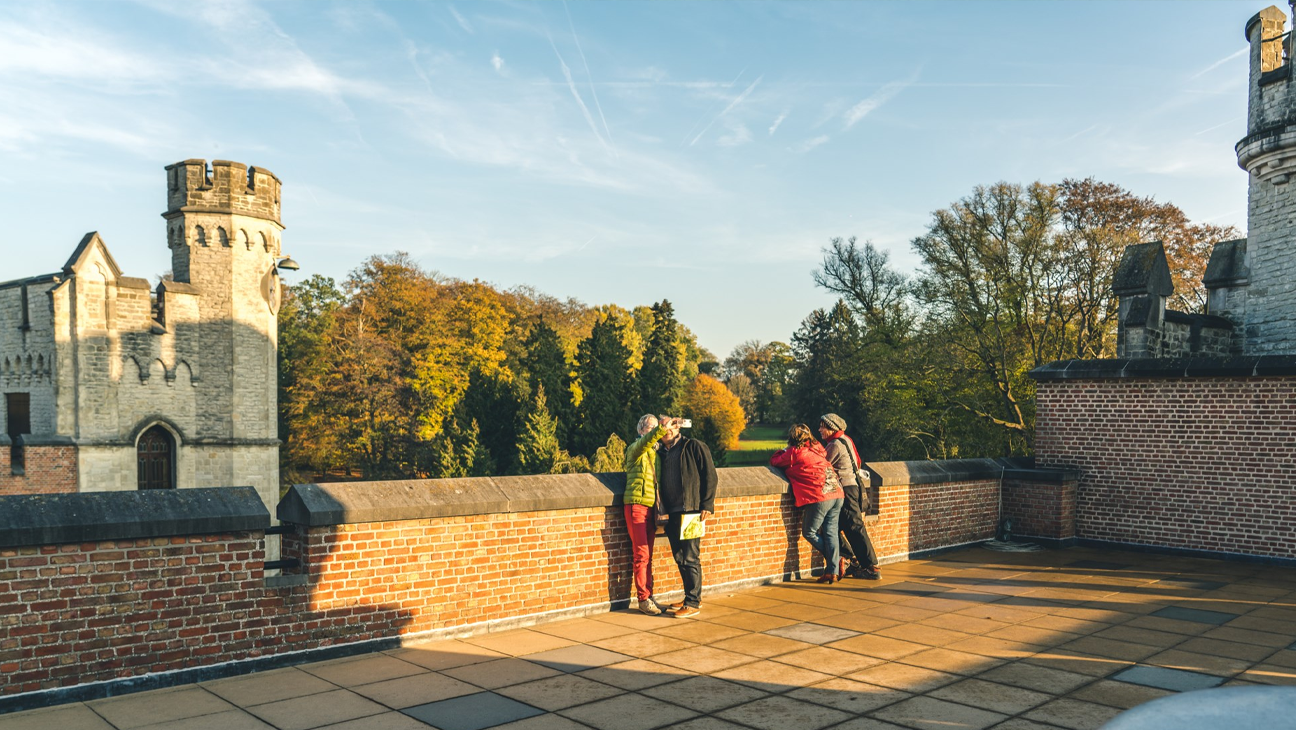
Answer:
[
  {"xmin": 666, "ymin": 512, "xmax": 703, "ymax": 607},
  {"xmin": 838, "ymin": 482, "xmax": 879, "ymax": 567}
]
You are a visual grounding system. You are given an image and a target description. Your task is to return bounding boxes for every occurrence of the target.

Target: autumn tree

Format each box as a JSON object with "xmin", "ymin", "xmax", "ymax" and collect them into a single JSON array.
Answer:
[{"xmin": 681, "ymin": 374, "xmax": 746, "ymax": 466}]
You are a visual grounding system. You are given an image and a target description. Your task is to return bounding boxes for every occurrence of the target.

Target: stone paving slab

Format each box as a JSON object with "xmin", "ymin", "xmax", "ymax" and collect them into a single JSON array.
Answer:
[{"xmin": 8, "ymin": 546, "xmax": 1296, "ymax": 730}]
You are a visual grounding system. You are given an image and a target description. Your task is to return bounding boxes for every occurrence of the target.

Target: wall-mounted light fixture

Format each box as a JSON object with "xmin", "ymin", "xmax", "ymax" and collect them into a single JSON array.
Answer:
[{"xmin": 275, "ymin": 256, "xmax": 300, "ymax": 272}]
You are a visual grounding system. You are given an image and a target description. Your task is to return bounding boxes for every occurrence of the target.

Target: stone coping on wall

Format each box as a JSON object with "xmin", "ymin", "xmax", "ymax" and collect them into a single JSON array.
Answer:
[
  {"xmin": 279, "ymin": 458, "xmax": 1032, "ymax": 527},
  {"xmin": 1030, "ymin": 355, "xmax": 1296, "ymax": 381},
  {"xmin": 0, "ymin": 487, "xmax": 269, "ymax": 549}
]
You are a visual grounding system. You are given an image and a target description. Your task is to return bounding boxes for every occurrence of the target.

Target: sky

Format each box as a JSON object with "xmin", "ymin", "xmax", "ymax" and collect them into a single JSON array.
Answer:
[{"xmin": 0, "ymin": 0, "xmax": 1257, "ymax": 358}]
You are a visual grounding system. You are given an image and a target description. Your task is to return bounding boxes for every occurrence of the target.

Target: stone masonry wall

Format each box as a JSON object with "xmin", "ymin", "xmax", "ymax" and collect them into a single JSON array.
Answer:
[{"xmin": 1035, "ymin": 376, "xmax": 1296, "ymax": 557}]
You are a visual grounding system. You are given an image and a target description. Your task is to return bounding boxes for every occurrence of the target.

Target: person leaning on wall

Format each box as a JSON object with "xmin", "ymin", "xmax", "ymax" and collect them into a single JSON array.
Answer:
[
  {"xmin": 819, "ymin": 413, "xmax": 881, "ymax": 580},
  {"xmin": 770, "ymin": 423, "xmax": 846, "ymax": 584},
  {"xmin": 655, "ymin": 416, "xmax": 717, "ymax": 618},
  {"xmin": 623, "ymin": 414, "xmax": 670, "ymax": 615}
]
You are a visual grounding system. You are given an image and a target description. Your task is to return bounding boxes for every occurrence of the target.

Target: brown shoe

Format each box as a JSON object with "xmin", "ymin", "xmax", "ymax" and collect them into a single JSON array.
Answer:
[
  {"xmin": 816, "ymin": 573, "xmax": 836, "ymax": 584},
  {"xmin": 672, "ymin": 605, "xmax": 701, "ymax": 618},
  {"xmin": 664, "ymin": 601, "xmax": 685, "ymax": 612}
]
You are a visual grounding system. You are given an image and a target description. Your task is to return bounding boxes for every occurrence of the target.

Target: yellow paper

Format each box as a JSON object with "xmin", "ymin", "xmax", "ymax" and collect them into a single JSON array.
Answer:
[{"xmin": 680, "ymin": 512, "xmax": 706, "ymax": 540}]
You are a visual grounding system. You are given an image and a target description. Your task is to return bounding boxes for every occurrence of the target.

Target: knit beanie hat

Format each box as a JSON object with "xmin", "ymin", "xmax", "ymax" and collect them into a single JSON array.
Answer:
[{"xmin": 820, "ymin": 413, "xmax": 847, "ymax": 432}]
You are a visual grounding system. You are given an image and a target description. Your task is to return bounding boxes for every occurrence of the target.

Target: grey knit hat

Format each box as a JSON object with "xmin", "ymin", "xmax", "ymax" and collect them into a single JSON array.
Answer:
[{"xmin": 820, "ymin": 413, "xmax": 847, "ymax": 432}]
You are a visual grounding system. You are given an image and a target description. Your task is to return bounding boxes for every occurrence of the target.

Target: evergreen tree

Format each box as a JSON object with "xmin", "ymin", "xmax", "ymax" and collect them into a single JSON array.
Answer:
[
  {"xmin": 591, "ymin": 433, "xmax": 628, "ymax": 473},
  {"xmin": 522, "ymin": 320, "xmax": 573, "ymax": 447},
  {"xmin": 517, "ymin": 386, "xmax": 575, "ymax": 474},
  {"xmin": 573, "ymin": 313, "xmax": 635, "ymax": 456},
  {"xmin": 638, "ymin": 300, "xmax": 686, "ymax": 418},
  {"xmin": 459, "ymin": 369, "xmax": 523, "ymax": 474},
  {"xmin": 693, "ymin": 417, "xmax": 728, "ymax": 468}
]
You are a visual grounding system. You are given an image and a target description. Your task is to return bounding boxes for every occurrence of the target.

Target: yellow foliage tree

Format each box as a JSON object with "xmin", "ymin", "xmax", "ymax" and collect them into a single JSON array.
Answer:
[{"xmin": 681, "ymin": 374, "xmax": 746, "ymax": 454}]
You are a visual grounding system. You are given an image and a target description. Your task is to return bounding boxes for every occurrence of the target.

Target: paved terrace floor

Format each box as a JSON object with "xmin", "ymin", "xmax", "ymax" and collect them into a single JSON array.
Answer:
[{"xmin": 6, "ymin": 545, "xmax": 1296, "ymax": 730}]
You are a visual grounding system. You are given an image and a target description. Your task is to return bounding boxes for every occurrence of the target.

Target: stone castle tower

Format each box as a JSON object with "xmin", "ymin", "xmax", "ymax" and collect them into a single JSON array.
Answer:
[
  {"xmin": 0, "ymin": 159, "xmax": 287, "ymax": 512},
  {"xmin": 1114, "ymin": 6, "xmax": 1296, "ymax": 358},
  {"xmin": 1234, "ymin": 6, "xmax": 1296, "ymax": 353}
]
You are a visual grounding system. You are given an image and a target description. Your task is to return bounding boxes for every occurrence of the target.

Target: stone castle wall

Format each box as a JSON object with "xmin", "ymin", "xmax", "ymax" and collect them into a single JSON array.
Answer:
[{"xmin": 0, "ymin": 160, "xmax": 283, "ymax": 509}]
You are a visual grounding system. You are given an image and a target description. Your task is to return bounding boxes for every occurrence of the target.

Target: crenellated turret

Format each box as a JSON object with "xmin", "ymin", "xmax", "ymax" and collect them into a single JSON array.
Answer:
[{"xmin": 164, "ymin": 159, "xmax": 281, "ymax": 225}]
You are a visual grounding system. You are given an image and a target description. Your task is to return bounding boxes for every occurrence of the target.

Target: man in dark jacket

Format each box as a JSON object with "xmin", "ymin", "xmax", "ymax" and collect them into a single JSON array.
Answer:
[
  {"xmin": 656, "ymin": 417, "xmax": 718, "ymax": 618},
  {"xmin": 819, "ymin": 413, "xmax": 881, "ymax": 580}
]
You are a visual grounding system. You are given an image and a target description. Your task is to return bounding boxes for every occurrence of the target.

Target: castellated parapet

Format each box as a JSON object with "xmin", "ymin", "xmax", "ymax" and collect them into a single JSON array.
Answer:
[{"xmin": 0, "ymin": 159, "xmax": 286, "ymax": 517}]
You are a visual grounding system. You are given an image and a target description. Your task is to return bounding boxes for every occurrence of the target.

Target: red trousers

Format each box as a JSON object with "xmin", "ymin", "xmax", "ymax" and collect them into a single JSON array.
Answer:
[{"xmin": 624, "ymin": 504, "xmax": 655, "ymax": 602}]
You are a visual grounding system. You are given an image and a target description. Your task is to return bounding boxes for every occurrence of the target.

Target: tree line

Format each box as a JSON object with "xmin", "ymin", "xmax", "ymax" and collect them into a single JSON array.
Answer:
[
  {"xmin": 277, "ymin": 253, "xmax": 746, "ymax": 485},
  {"xmin": 713, "ymin": 178, "xmax": 1235, "ymax": 461}
]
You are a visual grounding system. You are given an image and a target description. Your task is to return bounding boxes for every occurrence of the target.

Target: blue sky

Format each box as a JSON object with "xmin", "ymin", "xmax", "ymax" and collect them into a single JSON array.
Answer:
[{"xmin": 0, "ymin": 0, "xmax": 1255, "ymax": 358}]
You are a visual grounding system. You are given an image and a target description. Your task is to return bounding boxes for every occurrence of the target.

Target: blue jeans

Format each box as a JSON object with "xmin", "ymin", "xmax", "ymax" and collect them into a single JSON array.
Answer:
[{"xmin": 802, "ymin": 498, "xmax": 843, "ymax": 576}]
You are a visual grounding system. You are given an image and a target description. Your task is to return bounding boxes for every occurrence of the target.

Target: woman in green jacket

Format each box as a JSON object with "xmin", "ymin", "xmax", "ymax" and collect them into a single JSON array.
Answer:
[{"xmin": 624, "ymin": 414, "xmax": 668, "ymax": 614}]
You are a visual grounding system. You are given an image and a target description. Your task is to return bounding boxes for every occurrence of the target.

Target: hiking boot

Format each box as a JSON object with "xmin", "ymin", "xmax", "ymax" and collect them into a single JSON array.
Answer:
[
  {"xmin": 638, "ymin": 598, "xmax": 662, "ymax": 615},
  {"xmin": 857, "ymin": 565, "xmax": 882, "ymax": 580},
  {"xmin": 672, "ymin": 605, "xmax": 701, "ymax": 618}
]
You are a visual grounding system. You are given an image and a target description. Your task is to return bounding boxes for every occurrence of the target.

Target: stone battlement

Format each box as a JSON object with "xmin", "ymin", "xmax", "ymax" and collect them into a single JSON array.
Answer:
[{"xmin": 164, "ymin": 159, "xmax": 281, "ymax": 226}]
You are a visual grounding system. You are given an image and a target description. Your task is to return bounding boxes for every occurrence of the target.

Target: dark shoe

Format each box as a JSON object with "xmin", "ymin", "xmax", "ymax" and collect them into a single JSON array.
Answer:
[
  {"xmin": 672, "ymin": 605, "xmax": 701, "ymax": 618},
  {"xmin": 816, "ymin": 573, "xmax": 836, "ymax": 584},
  {"xmin": 858, "ymin": 565, "xmax": 882, "ymax": 580}
]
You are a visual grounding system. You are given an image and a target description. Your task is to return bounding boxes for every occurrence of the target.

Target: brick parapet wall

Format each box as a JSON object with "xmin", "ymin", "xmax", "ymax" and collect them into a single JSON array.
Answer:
[
  {"xmin": 0, "ymin": 466, "xmax": 1007, "ymax": 701},
  {"xmin": 1001, "ymin": 477, "xmax": 1077, "ymax": 542},
  {"xmin": 0, "ymin": 445, "xmax": 77, "ymax": 496},
  {"xmin": 1035, "ymin": 376, "xmax": 1296, "ymax": 557}
]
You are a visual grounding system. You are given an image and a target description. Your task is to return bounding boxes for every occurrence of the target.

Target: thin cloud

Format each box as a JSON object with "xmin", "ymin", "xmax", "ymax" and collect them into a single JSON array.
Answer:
[
  {"xmin": 492, "ymin": 52, "xmax": 505, "ymax": 73},
  {"xmin": 1195, "ymin": 116, "xmax": 1243, "ymax": 135},
  {"xmin": 790, "ymin": 135, "xmax": 830, "ymax": 153},
  {"xmin": 689, "ymin": 75, "xmax": 763, "ymax": 146},
  {"xmin": 844, "ymin": 69, "xmax": 920, "ymax": 130},
  {"xmin": 448, "ymin": 5, "xmax": 473, "ymax": 33},
  {"xmin": 1058, "ymin": 124, "xmax": 1099, "ymax": 144},
  {"xmin": 563, "ymin": 0, "xmax": 615, "ymax": 151},
  {"xmin": 768, "ymin": 110, "xmax": 789, "ymax": 136},
  {"xmin": 718, "ymin": 123, "xmax": 753, "ymax": 147},
  {"xmin": 1190, "ymin": 48, "xmax": 1246, "ymax": 80},
  {"xmin": 547, "ymin": 33, "xmax": 612, "ymax": 153}
]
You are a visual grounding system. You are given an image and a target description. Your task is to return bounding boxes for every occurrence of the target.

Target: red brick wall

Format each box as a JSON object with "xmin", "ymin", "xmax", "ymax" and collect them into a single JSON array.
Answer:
[
  {"xmin": 0, "ymin": 477, "xmax": 1003, "ymax": 696},
  {"xmin": 870, "ymin": 480, "xmax": 1001, "ymax": 559},
  {"xmin": 1035, "ymin": 376, "xmax": 1296, "ymax": 557},
  {"xmin": 0, "ymin": 534, "xmax": 266, "ymax": 695},
  {"xmin": 0, "ymin": 446, "xmax": 78, "ymax": 495},
  {"xmin": 1001, "ymin": 478, "xmax": 1077, "ymax": 541}
]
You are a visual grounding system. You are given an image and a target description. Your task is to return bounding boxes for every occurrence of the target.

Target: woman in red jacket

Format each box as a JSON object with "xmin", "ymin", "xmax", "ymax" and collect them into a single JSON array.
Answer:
[{"xmin": 770, "ymin": 423, "xmax": 845, "ymax": 584}]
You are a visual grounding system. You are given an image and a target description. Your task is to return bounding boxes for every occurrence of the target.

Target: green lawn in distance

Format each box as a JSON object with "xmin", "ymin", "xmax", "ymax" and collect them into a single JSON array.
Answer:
[{"xmin": 727, "ymin": 423, "xmax": 788, "ymax": 467}]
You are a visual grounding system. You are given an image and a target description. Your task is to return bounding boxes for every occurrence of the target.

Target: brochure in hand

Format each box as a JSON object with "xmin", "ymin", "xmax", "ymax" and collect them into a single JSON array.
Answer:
[{"xmin": 679, "ymin": 512, "xmax": 706, "ymax": 540}]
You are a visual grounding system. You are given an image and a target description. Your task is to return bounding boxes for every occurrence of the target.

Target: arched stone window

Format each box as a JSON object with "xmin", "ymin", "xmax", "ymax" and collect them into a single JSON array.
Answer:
[
  {"xmin": 218, "ymin": 227, "xmax": 230, "ymax": 247},
  {"xmin": 259, "ymin": 231, "xmax": 269, "ymax": 252},
  {"xmin": 136, "ymin": 425, "xmax": 175, "ymax": 490},
  {"xmin": 239, "ymin": 229, "xmax": 250, "ymax": 250},
  {"xmin": 195, "ymin": 225, "xmax": 207, "ymax": 247}
]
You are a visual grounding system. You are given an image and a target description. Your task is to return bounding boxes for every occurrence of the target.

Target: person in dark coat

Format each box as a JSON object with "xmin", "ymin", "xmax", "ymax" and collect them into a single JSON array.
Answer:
[
  {"xmin": 655, "ymin": 417, "xmax": 718, "ymax": 618},
  {"xmin": 819, "ymin": 413, "xmax": 881, "ymax": 580}
]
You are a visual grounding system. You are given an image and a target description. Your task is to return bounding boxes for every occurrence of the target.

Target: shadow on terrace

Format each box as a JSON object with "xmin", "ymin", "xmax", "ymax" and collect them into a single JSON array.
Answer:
[{"xmin": 5, "ymin": 544, "xmax": 1296, "ymax": 730}]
